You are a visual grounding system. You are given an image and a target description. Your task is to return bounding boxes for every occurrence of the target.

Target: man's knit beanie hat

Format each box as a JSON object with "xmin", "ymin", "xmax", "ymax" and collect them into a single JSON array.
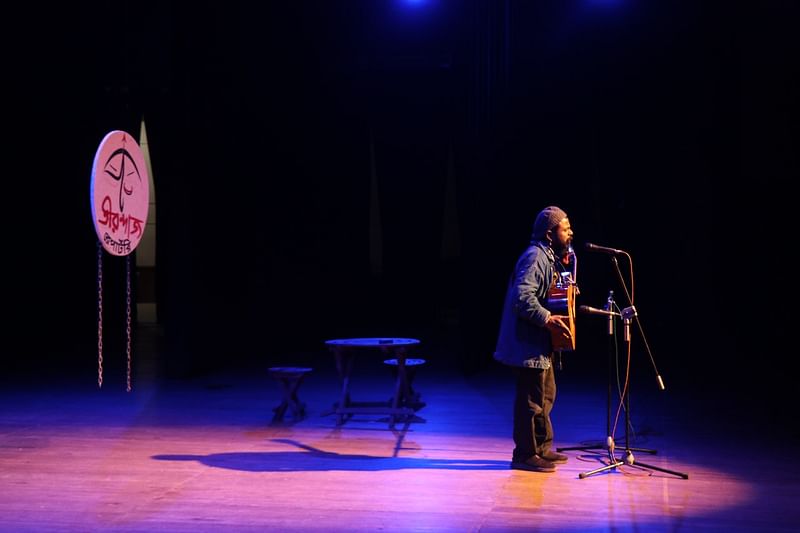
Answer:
[{"xmin": 532, "ymin": 206, "xmax": 568, "ymax": 240}]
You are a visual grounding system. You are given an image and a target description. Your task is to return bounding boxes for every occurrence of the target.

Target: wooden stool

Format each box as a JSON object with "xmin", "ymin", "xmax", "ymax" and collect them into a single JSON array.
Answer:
[
  {"xmin": 383, "ymin": 358, "xmax": 426, "ymax": 410},
  {"xmin": 268, "ymin": 366, "xmax": 312, "ymax": 422}
]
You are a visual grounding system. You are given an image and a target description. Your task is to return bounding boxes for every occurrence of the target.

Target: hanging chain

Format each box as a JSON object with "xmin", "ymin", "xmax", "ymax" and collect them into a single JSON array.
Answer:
[
  {"xmin": 97, "ymin": 240, "xmax": 104, "ymax": 388},
  {"xmin": 126, "ymin": 254, "xmax": 132, "ymax": 392}
]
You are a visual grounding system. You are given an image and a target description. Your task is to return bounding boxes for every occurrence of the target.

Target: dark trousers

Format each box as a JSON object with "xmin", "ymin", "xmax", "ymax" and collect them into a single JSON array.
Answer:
[{"xmin": 512, "ymin": 365, "xmax": 556, "ymax": 460}]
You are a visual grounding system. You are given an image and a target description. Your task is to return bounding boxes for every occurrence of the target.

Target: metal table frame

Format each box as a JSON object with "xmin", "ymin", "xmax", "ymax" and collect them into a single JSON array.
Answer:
[{"xmin": 323, "ymin": 337, "xmax": 423, "ymax": 426}]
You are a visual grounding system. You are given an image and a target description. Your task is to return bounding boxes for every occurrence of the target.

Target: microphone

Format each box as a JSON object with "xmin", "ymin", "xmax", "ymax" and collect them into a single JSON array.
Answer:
[
  {"xmin": 584, "ymin": 242, "xmax": 625, "ymax": 255},
  {"xmin": 579, "ymin": 305, "xmax": 620, "ymax": 317}
]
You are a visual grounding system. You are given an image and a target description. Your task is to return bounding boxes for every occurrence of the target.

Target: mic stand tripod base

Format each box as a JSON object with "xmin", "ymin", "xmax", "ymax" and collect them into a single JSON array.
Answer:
[{"xmin": 578, "ymin": 449, "xmax": 689, "ymax": 480}]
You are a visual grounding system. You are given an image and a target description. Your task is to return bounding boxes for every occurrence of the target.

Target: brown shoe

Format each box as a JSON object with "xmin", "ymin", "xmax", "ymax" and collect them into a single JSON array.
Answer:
[
  {"xmin": 510, "ymin": 455, "xmax": 557, "ymax": 473},
  {"xmin": 541, "ymin": 450, "xmax": 568, "ymax": 464}
]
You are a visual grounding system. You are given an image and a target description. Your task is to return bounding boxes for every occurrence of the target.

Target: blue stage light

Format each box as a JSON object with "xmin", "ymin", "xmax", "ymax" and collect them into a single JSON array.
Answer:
[{"xmin": 585, "ymin": 0, "xmax": 624, "ymax": 6}]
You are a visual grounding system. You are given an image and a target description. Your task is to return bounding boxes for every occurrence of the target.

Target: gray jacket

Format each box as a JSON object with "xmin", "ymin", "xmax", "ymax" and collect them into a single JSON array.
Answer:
[{"xmin": 494, "ymin": 240, "xmax": 556, "ymax": 369}]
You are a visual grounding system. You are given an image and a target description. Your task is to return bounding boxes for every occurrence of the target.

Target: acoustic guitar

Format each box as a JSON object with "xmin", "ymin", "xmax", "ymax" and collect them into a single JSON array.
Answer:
[
  {"xmin": 546, "ymin": 249, "xmax": 578, "ymax": 352},
  {"xmin": 546, "ymin": 282, "xmax": 577, "ymax": 352}
]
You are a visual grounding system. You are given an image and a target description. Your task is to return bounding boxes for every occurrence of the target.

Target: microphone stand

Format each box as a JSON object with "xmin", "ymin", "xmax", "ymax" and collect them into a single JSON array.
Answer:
[
  {"xmin": 558, "ymin": 291, "xmax": 658, "ymax": 459},
  {"xmin": 557, "ymin": 292, "xmax": 615, "ymax": 456},
  {"xmin": 575, "ymin": 256, "xmax": 688, "ymax": 480},
  {"xmin": 610, "ymin": 256, "xmax": 666, "ymax": 392}
]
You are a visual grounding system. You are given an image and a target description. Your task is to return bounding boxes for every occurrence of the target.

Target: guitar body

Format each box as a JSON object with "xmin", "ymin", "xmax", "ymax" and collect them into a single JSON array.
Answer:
[{"xmin": 546, "ymin": 283, "xmax": 576, "ymax": 352}]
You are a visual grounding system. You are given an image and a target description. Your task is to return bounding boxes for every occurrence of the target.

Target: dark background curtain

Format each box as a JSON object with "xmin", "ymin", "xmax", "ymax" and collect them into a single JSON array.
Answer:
[{"xmin": 5, "ymin": 2, "xmax": 795, "ymax": 408}]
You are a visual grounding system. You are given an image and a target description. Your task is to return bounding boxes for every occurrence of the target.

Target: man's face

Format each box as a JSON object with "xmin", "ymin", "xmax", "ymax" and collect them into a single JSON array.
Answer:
[{"xmin": 551, "ymin": 218, "xmax": 573, "ymax": 253}]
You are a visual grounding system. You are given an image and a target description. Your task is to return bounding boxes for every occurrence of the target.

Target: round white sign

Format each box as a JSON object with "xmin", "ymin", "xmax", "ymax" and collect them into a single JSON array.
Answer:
[{"xmin": 90, "ymin": 130, "xmax": 150, "ymax": 256}]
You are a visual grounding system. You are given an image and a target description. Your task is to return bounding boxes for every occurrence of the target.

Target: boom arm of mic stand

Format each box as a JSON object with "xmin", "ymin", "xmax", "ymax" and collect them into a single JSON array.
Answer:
[{"xmin": 611, "ymin": 257, "xmax": 666, "ymax": 391}]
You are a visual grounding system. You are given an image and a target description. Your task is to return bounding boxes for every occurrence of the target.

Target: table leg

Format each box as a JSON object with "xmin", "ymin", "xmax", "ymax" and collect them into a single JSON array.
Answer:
[
  {"xmin": 390, "ymin": 351, "xmax": 410, "ymax": 426},
  {"xmin": 334, "ymin": 348, "xmax": 355, "ymax": 425}
]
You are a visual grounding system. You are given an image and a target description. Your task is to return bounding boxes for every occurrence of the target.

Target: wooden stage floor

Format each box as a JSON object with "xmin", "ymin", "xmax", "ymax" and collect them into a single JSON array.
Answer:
[{"xmin": 1, "ymin": 349, "xmax": 798, "ymax": 532}]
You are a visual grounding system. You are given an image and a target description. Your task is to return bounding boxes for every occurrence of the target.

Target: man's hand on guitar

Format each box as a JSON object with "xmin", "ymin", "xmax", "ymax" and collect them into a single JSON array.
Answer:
[{"xmin": 546, "ymin": 315, "xmax": 573, "ymax": 342}]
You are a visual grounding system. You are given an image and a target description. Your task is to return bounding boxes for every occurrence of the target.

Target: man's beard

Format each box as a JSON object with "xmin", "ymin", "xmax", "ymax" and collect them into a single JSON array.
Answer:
[{"xmin": 552, "ymin": 240, "xmax": 570, "ymax": 258}]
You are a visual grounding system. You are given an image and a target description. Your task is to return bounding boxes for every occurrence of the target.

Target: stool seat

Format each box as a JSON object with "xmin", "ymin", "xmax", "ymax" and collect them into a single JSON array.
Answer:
[
  {"xmin": 269, "ymin": 366, "xmax": 313, "ymax": 375},
  {"xmin": 268, "ymin": 366, "xmax": 313, "ymax": 422}
]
